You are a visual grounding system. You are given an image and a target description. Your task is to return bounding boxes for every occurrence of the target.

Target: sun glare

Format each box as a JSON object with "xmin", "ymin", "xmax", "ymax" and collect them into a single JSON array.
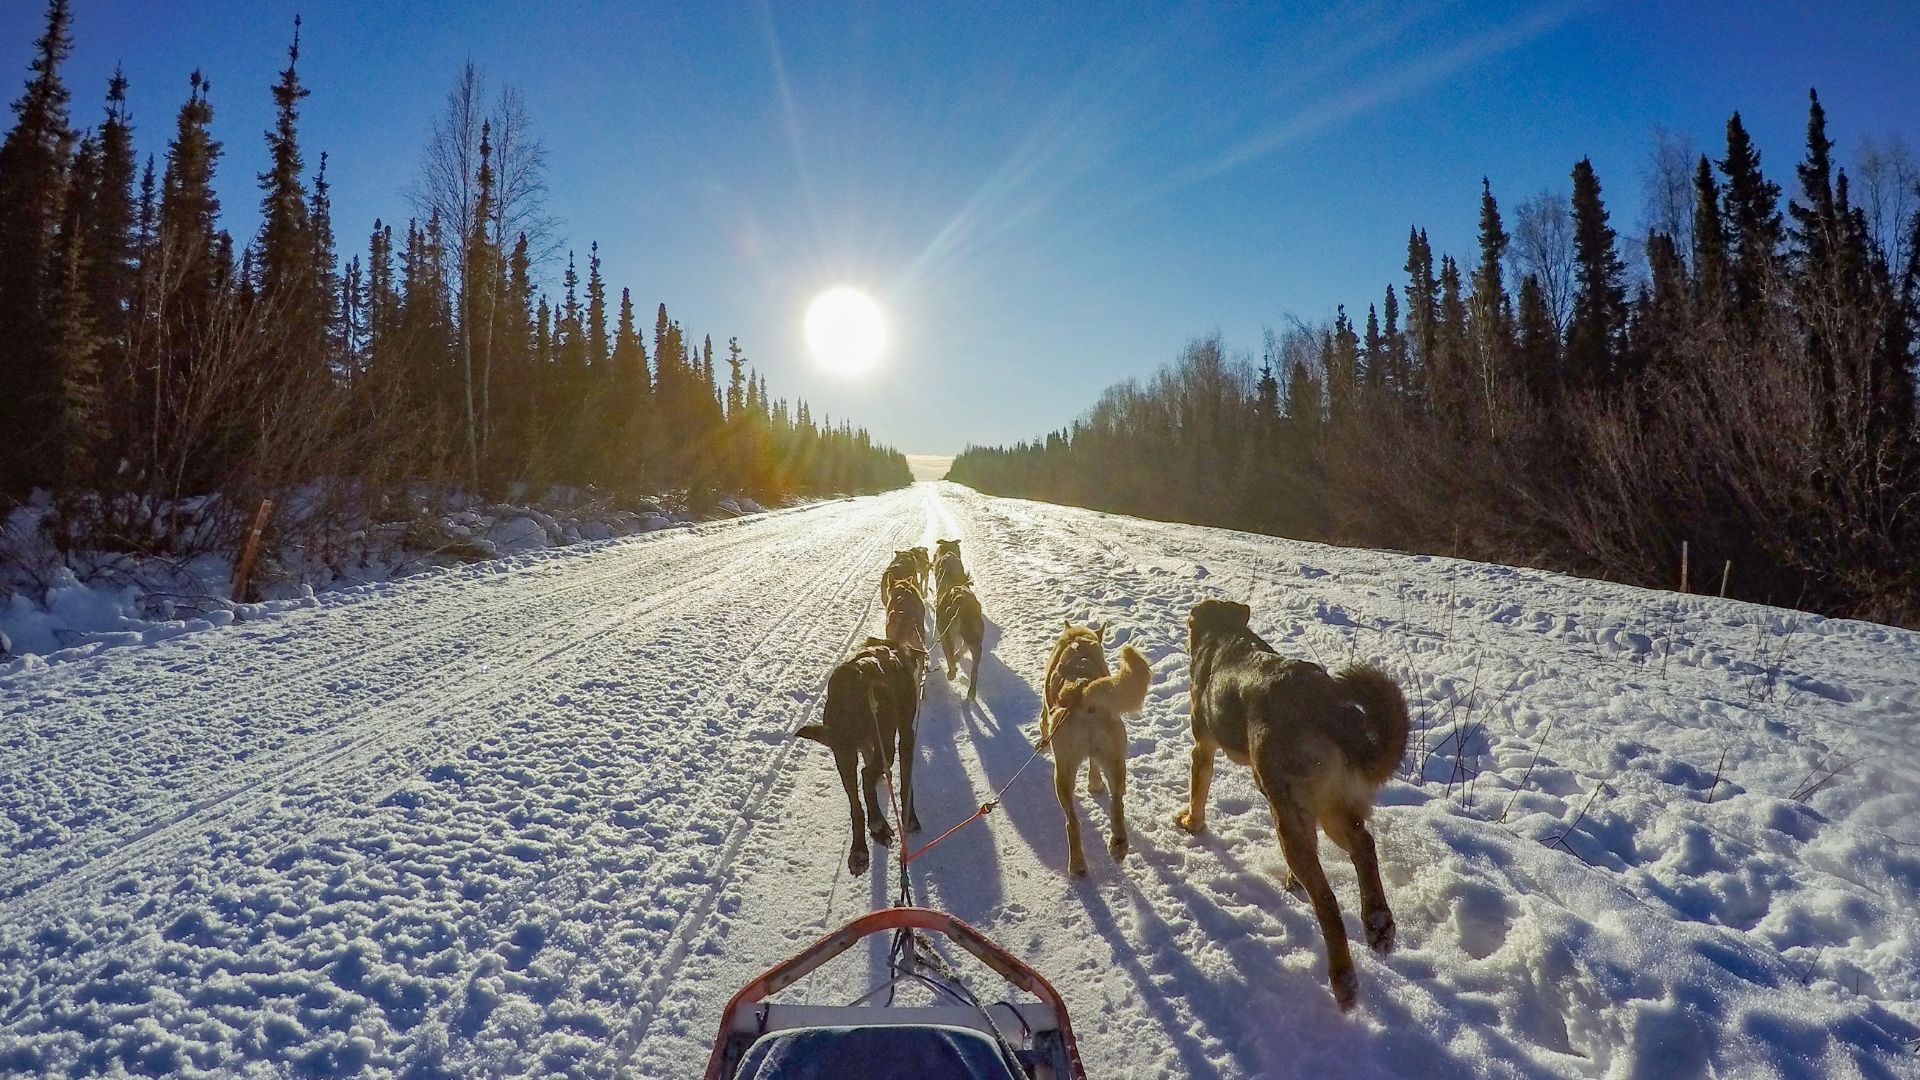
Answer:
[{"xmin": 804, "ymin": 287, "xmax": 886, "ymax": 374}]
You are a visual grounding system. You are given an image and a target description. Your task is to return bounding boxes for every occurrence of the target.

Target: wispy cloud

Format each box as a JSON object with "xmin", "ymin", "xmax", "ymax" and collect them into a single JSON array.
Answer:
[{"xmin": 1176, "ymin": 0, "xmax": 1590, "ymax": 191}]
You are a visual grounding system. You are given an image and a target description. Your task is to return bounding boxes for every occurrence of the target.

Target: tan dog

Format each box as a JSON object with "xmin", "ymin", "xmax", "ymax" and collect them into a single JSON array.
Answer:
[
  {"xmin": 1179, "ymin": 599, "xmax": 1409, "ymax": 1010},
  {"xmin": 1043, "ymin": 620, "xmax": 1108, "ymax": 722},
  {"xmin": 1043, "ymin": 641, "xmax": 1149, "ymax": 875},
  {"xmin": 935, "ymin": 583, "xmax": 984, "ymax": 700}
]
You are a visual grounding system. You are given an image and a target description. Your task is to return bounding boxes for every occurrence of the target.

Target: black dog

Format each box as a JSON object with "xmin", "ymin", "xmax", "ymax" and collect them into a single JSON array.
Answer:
[{"xmin": 796, "ymin": 638, "xmax": 928, "ymax": 874}]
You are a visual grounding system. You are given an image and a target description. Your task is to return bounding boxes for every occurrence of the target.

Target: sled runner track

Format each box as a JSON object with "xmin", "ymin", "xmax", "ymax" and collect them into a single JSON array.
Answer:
[
  {"xmin": 593, "ymin": 516, "xmax": 916, "ymax": 1072},
  {"xmin": 412, "ymin": 510, "xmax": 917, "ymax": 1077},
  {"xmin": 0, "ymin": 514, "xmax": 802, "ymax": 795},
  {"xmin": 0, "ymin": 515, "xmax": 807, "ymax": 878},
  {"xmin": 0, "ymin": 505, "xmax": 898, "ymax": 919}
]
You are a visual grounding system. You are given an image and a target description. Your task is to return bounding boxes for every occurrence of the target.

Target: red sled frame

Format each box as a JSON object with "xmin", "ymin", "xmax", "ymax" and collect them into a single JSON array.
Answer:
[{"xmin": 702, "ymin": 906, "xmax": 1089, "ymax": 1080}]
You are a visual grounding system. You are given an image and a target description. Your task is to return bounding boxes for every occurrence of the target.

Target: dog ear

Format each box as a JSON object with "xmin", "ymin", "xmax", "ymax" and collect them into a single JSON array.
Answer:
[
  {"xmin": 794, "ymin": 724, "xmax": 832, "ymax": 746},
  {"xmin": 1093, "ymin": 620, "xmax": 1106, "ymax": 640}
]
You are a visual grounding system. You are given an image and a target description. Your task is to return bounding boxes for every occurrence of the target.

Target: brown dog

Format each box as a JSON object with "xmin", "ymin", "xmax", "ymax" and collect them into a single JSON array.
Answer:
[
  {"xmin": 906, "ymin": 545, "xmax": 932, "ymax": 591},
  {"xmin": 880, "ymin": 550, "xmax": 922, "ymax": 606},
  {"xmin": 796, "ymin": 638, "xmax": 928, "ymax": 874},
  {"xmin": 935, "ymin": 583, "xmax": 985, "ymax": 700},
  {"xmin": 885, "ymin": 581, "xmax": 929, "ymax": 684},
  {"xmin": 932, "ymin": 539, "xmax": 967, "ymax": 599},
  {"xmin": 1178, "ymin": 599, "xmax": 1409, "ymax": 1010},
  {"xmin": 1043, "ymin": 639, "xmax": 1149, "ymax": 875}
]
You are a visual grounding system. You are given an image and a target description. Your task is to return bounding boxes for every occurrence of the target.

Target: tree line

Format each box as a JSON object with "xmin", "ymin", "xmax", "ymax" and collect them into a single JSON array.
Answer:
[
  {"xmin": 953, "ymin": 92, "xmax": 1920, "ymax": 626},
  {"xmin": 0, "ymin": 2, "xmax": 908, "ymax": 561}
]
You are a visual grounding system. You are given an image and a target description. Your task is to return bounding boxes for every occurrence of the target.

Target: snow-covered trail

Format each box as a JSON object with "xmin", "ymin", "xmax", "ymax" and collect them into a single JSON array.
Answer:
[{"xmin": 2, "ymin": 483, "xmax": 1918, "ymax": 1078}]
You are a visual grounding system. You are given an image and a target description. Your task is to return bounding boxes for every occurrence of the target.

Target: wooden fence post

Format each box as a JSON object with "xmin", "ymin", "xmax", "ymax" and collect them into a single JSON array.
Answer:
[
  {"xmin": 1719, "ymin": 560, "xmax": 1731, "ymax": 599},
  {"xmin": 231, "ymin": 498, "xmax": 275, "ymax": 603},
  {"xmin": 1679, "ymin": 540, "xmax": 1690, "ymax": 594}
]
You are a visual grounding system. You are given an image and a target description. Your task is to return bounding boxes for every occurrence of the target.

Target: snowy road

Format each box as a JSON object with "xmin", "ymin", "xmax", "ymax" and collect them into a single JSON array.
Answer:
[{"xmin": 2, "ymin": 483, "xmax": 1918, "ymax": 1078}]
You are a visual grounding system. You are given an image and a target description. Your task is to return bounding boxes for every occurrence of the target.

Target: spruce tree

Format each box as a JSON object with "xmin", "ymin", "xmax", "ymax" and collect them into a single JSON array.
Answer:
[
  {"xmin": 0, "ymin": 0, "xmax": 75, "ymax": 490},
  {"xmin": 1381, "ymin": 284, "xmax": 1405, "ymax": 394},
  {"xmin": 1469, "ymin": 178, "xmax": 1513, "ymax": 427},
  {"xmin": 1691, "ymin": 154, "xmax": 1728, "ymax": 310},
  {"xmin": 1719, "ymin": 112, "xmax": 1784, "ymax": 318},
  {"xmin": 585, "ymin": 241, "xmax": 608, "ymax": 367},
  {"xmin": 1514, "ymin": 273, "xmax": 1557, "ymax": 398},
  {"xmin": 1402, "ymin": 227, "xmax": 1437, "ymax": 398},
  {"xmin": 86, "ymin": 67, "xmax": 135, "ymax": 358},
  {"xmin": 1565, "ymin": 158, "xmax": 1627, "ymax": 385},
  {"xmin": 255, "ymin": 17, "xmax": 316, "ymax": 359}
]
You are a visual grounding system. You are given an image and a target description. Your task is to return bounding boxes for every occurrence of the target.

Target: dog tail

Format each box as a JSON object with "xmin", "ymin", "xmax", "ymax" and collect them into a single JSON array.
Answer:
[
  {"xmin": 1333, "ymin": 663, "xmax": 1409, "ymax": 787},
  {"xmin": 1105, "ymin": 645, "xmax": 1152, "ymax": 713}
]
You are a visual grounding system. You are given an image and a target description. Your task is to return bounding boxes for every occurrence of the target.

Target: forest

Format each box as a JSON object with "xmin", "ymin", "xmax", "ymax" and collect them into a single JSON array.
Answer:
[
  {"xmin": 0, "ymin": 1, "xmax": 909, "ymax": 574},
  {"xmin": 953, "ymin": 93, "xmax": 1920, "ymax": 627}
]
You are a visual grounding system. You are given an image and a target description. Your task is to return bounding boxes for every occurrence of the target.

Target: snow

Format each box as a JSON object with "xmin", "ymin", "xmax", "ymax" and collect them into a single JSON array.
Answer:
[
  {"xmin": 0, "ymin": 493, "xmax": 715, "ymax": 672},
  {"xmin": 1, "ymin": 482, "xmax": 1916, "ymax": 1078}
]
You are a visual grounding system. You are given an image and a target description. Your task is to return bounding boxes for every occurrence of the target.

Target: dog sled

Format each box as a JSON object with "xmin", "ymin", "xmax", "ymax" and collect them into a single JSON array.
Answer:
[{"xmin": 702, "ymin": 906, "xmax": 1089, "ymax": 1080}]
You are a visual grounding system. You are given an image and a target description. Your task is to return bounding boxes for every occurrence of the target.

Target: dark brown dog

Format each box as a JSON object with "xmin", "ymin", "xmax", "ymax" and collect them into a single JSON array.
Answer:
[
  {"xmin": 906, "ymin": 545, "xmax": 932, "ymax": 591},
  {"xmin": 796, "ymin": 638, "xmax": 928, "ymax": 874},
  {"xmin": 885, "ymin": 581, "xmax": 929, "ymax": 685},
  {"xmin": 1178, "ymin": 599, "xmax": 1409, "ymax": 1010},
  {"xmin": 932, "ymin": 538, "xmax": 967, "ymax": 599},
  {"xmin": 881, "ymin": 550, "xmax": 922, "ymax": 606},
  {"xmin": 935, "ymin": 583, "xmax": 985, "ymax": 701}
]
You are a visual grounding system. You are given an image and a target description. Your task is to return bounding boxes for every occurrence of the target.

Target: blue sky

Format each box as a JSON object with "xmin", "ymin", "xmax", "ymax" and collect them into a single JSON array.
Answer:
[{"xmin": 6, "ymin": 1, "xmax": 1917, "ymax": 454}]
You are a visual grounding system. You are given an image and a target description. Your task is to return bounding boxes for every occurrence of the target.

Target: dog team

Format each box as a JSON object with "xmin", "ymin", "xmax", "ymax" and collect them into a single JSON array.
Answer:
[{"xmin": 797, "ymin": 541, "xmax": 1411, "ymax": 1010}]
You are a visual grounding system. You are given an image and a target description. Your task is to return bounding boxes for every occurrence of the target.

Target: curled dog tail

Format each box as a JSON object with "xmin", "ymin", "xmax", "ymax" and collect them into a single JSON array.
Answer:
[{"xmin": 1333, "ymin": 663, "xmax": 1409, "ymax": 787}]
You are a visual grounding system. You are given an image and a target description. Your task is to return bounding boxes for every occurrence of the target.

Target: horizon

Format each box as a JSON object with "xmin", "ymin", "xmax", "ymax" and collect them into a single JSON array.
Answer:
[{"xmin": 3, "ymin": 1, "xmax": 1917, "ymax": 455}]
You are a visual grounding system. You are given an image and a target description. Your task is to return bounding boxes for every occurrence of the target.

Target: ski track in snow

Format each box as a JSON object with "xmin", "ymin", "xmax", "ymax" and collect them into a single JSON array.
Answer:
[{"xmin": 2, "ymin": 483, "xmax": 1917, "ymax": 1078}]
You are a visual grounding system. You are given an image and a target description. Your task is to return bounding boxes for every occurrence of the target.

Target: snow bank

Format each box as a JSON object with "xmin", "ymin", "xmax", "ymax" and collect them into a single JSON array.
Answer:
[{"xmin": 0, "ymin": 488, "xmax": 765, "ymax": 673}]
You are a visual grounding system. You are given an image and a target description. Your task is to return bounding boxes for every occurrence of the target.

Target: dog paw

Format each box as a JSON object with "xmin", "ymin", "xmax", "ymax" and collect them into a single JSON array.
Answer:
[
  {"xmin": 1068, "ymin": 857, "xmax": 1088, "ymax": 877},
  {"xmin": 1087, "ymin": 776, "xmax": 1108, "ymax": 795},
  {"xmin": 849, "ymin": 847, "xmax": 870, "ymax": 875},
  {"xmin": 1331, "ymin": 967, "xmax": 1359, "ymax": 1012},
  {"xmin": 1174, "ymin": 810, "xmax": 1205, "ymax": 834},
  {"xmin": 870, "ymin": 823, "xmax": 894, "ymax": 847},
  {"xmin": 907, "ymin": 815, "xmax": 923, "ymax": 833},
  {"xmin": 1282, "ymin": 873, "xmax": 1305, "ymax": 898},
  {"xmin": 1108, "ymin": 834, "xmax": 1128, "ymax": 861},
  {"xmin": 1365, "ymin": 909, "xmax": 1397, "ymax": 954}
]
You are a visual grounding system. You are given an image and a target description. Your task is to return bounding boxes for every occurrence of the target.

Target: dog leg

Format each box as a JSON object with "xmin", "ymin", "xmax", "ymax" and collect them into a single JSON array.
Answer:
[
  {"xmin": 967, "ymin": 641, "xmax": 981, "ymax": 701},
  {"xmin": 1323, "ymin": 812, "xmax": 1395, "ymax": 953},
  {"xmin": 1086, "ymin": 756, "xmax": 1108, "ymax": 794},
  {"xmin": 860, "ymin": 760, "xmax": 893, "ymax": 848},
  {"xmin": 837, "ymin": 751, "xmax": 869, "ymax": 875},
  {"xmin": 1106, "ymin": 752, "xmax": 1128, "ymax": 861},
  {"xmin": 944, "ymin": 634, "xmax": 959, "ymax": 680},
  {"xmin": 1174, "ymin": 742, "xmax": 1216, "ymax": 834},
  {"xmin": 1055, "ymin": 757, "xmax": 1086, "ymax": 876},
  {"xmin": 898, "ymin": 724, "xmax": 922, "ymax": 833},
  {"xmin": 1275, "ymin": 799, "xmax": 1359, "ymax": 1010}
]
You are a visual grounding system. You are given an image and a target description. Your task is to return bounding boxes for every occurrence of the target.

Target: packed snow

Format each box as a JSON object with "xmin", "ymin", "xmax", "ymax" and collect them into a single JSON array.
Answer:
[{"xmin": 1, "ymin": 482, "xmax": 1916, "ymax": 1078}]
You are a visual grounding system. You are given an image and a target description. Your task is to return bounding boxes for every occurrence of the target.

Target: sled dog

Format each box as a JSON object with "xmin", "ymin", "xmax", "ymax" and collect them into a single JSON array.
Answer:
[
  {"xmin": 935, "ymin": 583, "xmax": 985, "ymax": 701},
  {"xmin": 796, "ymin": 638, "xmax": 928, "ymax": 874},
  {"xmin": 881, "ymin": 550, "xmax": 923, "ymax": 605},
  {"xmin": 932, "ymin": 539, "xmax": 967, "ymax": 599},
  {"xmin": 1043, "ymin": 630, "xmax": 1150, "ymax": 875},
  {"xmin": 906, "ymin": 545, "xmax": 933, "ymax": 591},
  {"xmin": 885, "ymin": 581, "xmax": 930, "ymax": 666},
  {"xmin": 1178, "ymin": 599, "xmax": 1409, "ymax": 1010}
]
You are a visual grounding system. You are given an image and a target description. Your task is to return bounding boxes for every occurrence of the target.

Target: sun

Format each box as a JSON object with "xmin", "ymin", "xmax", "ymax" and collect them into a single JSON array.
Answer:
[{"xmin": 804, "ymin": 287, "xmax": 886, "ymax": 374}]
